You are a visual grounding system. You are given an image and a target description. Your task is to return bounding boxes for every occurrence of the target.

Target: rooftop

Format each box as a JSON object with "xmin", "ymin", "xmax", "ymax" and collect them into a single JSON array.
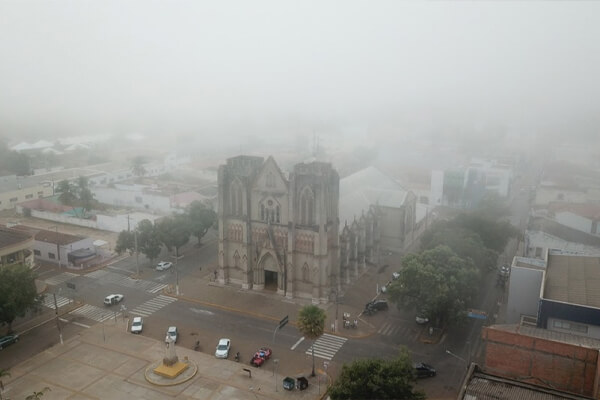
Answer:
[
  {"xmin": 490, "ymin": 323, "xmax": 600, "ymax": 349},
  {"xmin": 0, "ymin": 226, "xmax": 33, "ymax": 249},
  {"xmin": 11, "ymin": 225, "xmax": 85, "ymax": 245},
  {"xmin": 459, "ymin": 364, "xmax": 593, "ymax": 400},
  {"xmin": 548, "ymin": 202, "xmax": 600, "ymax": 220},
  {"xmin": 543, "ymin": 254, "xmax": 600, "ymax": 308}
]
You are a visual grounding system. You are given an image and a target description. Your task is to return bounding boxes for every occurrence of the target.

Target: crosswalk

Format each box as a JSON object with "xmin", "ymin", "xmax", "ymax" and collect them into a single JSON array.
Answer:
[
  {"xmin": 70, "ymin": 304, "xmax": 116, "ymax": 322},
  {"xmin": 377, "ymin": 320, "xmax": 421, "ymax": 340},
  {"xmin": 130, "ymin": 295, "xmax": 177, "ymax": 317},
  {"xmin": 41, "ymin": 294, "xmax": 71, "ymax": 309},
  {"xmin": 84, "ymin": 270, "xmax": 167, "ymax": 294},
  {"xmin": 44, "ymin": 272, "xmax": 78, "ymax": 286},
  {"xmin": 305, "ymin": 333, "xmax": 347, "ymax": 361}
]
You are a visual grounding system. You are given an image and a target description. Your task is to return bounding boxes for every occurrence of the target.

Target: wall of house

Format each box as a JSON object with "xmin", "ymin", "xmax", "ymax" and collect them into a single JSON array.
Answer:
[
  {"xmin": 534, "ymin": 187, "xmax": 588, "ymax": 206},
  {"xmin": 555, "ymin": 211, "xmax": 594, "ymax": 235},
  {"xmin": 96, "ymin": 213, "xmax": 161, "ymax": 233},
  {"xmin": 506, "ymin": 266, "xmax": 544, "ymax": 324},
  {"xmin": 378, "ymin": 205, "xmax": 403, "ymax": 248},
  {"xmin": 482, "ymin": 326, "xmax": 599, "ymax": 397},
  {"xmin": 28, "ymin": 210, "xmax": 97, "ymax": 229},
  {"xmin": 34, "ymin": 237, "xmax": 95, "ymax": 267},
  {"xmin": 92, "ymin": 187, "xmax": 172, "ymax": 213},
  {"xmin": 539, "ymin": 299, "xmax": 600, "ymax": 340},
  {"xmin": 0, "ymin": 184, "xmax": 53, "ymax": 211}
]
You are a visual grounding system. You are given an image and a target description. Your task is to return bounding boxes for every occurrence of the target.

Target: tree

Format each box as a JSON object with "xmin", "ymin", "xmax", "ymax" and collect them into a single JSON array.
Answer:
[
  {"xmin": 0, "ymin": 265, "xmax": 42, "ymax": 333},
  {"xmin": 328, "ymin": 347, "xmax": 425, "ymax": 400},
  {"xmin": 136, "ymin": 219, "xmax": 162, "ymax": 263},
  {"xmin": 115, "ymin": 230, "xmax": 135, "ymax": 256},
  {"xmin": 156, "ymin": 214, "xmax": 191, "ymax": 259},
  {"xmin": 297, "ymin": 305, "xmax": 326, "ymax": 377},
  {"xmin": 76, "ymin": 176, "xmax": 95, "ymax": 213},
  {"xmin": 25, "ymin": 387, "xmax": 51, "ymax": 400},
  {"xmin": 186, "ymin": 201, "xmax": 216, "ymax": 245},
  {"xmin": 388, "ymin": 246, "xmax": 479, "ymax": 328},
  {"xmin": 56, "ymin": 180, "xmax": 77, "ymax": 206},
  {"xmin": 449, "ymin": 214, "xmax": 517, "ymax": 253},
  {"xmin": 131, "ymin": 156, "xmax": 146, "ymax": 178},
  {"xmin": 421, "ymin": 226, "xmax": 498, "ymax": 273}
]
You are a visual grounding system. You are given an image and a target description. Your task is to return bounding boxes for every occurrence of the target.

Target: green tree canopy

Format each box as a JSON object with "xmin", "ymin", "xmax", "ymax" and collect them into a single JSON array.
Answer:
[
  {"xmin": 0, "ymin": 265, "xmax": 42, "ymax": 333},
  {"xmin": 115, "ymin": 230, "xmax": 135, "ymax": 255},
  {"xmin": 297, "ymin": 304, "xmax": 326, "ymax": 377},
  {"xmin": 56, "ymin": 180, "xmax": 77, "ymax": 206},
  {"xmin": 328, "ymin": 347, "xmax": 425, "ymax": 400},
  {"xmin": 186, "ymin": 201, "xmax": 216, "ymax": 245},
  {"xmin": 156, "ymin": 214, "xmax": 191, "ymax": 258},
  {"xmin": 136, "ymin": 219, "xmax": 162, "ymax": 262},
  {"xmin": 131, "ymin": 156, "xmax": 146, "ymax": 178},
  {"xmin": 388, "ymin": 245, "xmax": 479, "ymax": 327},
  {"xmin": 421, "ymin": 226, "xmax": 498, "ymax": 273}
]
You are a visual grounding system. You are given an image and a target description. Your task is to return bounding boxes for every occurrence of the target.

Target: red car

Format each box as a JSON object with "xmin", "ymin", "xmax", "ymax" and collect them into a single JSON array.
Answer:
[{"xmin": 250, "ymin": 347, "xmax": 272, "ymax": 367}]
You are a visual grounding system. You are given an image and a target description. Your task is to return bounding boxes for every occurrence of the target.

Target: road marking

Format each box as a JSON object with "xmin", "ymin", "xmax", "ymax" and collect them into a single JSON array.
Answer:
[
  {"xmin": 59, "ymin": 318, "xmax": 90, "ymax": 329},
  {"xmin": 305, "ymin": 333, "xmax": 347, "ymax": 361},
  {"xmin": 291, "ymin": 337, "xmax": 305, "ymax": 350},
  {"xmin": 189, "ymin": 307, "xmax": 215, "ymax": 316},
  {"xmin": 130, "ymin": 295, "xmax": 177, "ymax": 317}
]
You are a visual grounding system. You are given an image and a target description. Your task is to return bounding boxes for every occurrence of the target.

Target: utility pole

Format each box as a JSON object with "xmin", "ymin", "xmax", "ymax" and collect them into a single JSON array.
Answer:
[
  {"xmin": 53, "ymin": 292, "xmax": 63, "ymax": 345},
  {"xmin": 134, "ymin": 228, "xmax": 139, "ymax": 277}
]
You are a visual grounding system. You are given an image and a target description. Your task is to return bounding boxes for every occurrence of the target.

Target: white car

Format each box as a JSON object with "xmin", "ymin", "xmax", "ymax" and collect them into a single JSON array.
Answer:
[
  {"xmin": 392, "ymin": 272, "xmax": 400, "ymax": 280},
  {"xmin": 131, "ymin": 317, "xmax": 143, "ymax": 334},
  {"xmin": 104, "ymin": 294, "xmax": 124, "ymax": 306},
  {"xmin": 415, "ymin": 312, "xmax": 429, "ymax": 325},
  {"xmin": 165, "ymin": 326, "xmax": 178, "ymax": 343},
  {"xmin": 215, "ymin": 338, "xmax": 231, "ymax": 359},
  {"xmin": 156, "ymin": 261, "xmax": 173, "ymax": 271}
]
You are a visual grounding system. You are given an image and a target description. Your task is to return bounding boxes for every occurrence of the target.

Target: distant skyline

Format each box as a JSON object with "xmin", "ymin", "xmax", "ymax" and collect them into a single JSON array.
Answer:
[{"xmin": 1, "ymin": 1, "xmax": 599, "ymax": 145}]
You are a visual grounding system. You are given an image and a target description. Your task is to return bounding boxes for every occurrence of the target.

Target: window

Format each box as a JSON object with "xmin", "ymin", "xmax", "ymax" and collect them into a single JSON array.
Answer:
[
  {"xmin": 37, "ymin": 191, "xmax": 44, "ymax": 196},
  {"xmin": 34, "ymin": 250, "xmax": 41, "ymax": 256},
  {"xmin": 300, "ymin": 187, "xmax": 314, "ymax": 225},
  {"xmin": 535, "ymin": 247, "xmax": 542, "ymax": 257},
  {"xmin": 48, "ymin": 253, "xmax": 56, "ymax": 259},
  {"xmin": 25, "ymin": 194, "xmax": 33, "ymax": 199},
  {"xmin": 261, "ymin": 204, "xmax": 265, "ymax": 220},
  {"xmin": 276, "ymin": 206, "xmax": 280, "ymax": 223},
  {"xmin": 302, "ymin": 263, "xmax": 310, "ymax": 281},
  {"xmin": 10, "ymin": 197, "xmax": 18, "ymax": 202},
  {"xmin": 553, "ymin": 320, "xmax": 588, "ymax": 334}
]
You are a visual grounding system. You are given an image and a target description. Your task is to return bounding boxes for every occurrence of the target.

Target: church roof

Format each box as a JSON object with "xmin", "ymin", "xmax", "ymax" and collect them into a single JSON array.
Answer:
[{"xmin": 339, "ymin": 166, "xmax": 408, "ymax": 226}]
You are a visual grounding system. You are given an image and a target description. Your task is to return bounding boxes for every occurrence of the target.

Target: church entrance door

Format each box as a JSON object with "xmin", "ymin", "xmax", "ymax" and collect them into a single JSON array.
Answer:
[{"xmin": 264, "ymin": 270, "xmax": 278, "ymax": 291}]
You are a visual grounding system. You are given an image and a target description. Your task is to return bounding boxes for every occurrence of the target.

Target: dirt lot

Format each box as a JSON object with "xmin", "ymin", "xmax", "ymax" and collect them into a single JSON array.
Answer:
[{"xmin": 0, "ymin": 209, "xmax": 120, "ymax": 252}]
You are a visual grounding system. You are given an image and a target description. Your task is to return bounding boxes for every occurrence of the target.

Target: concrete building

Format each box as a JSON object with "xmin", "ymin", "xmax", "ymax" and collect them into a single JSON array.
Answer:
[
  {"xmin": 11, "ymin": 226, "xmax": 96, "ymax": 269},
  {"xmin": 481, "ymin": 324, "xmax": 600, "ymax": 398},
  {"xmin": 0, "ymin": 175, "xmax": 54, "ymax": 211},
  {"xmin": 218, "ymin": 155, "xmax": 378, "ymax": 303},
  {"xmin": 0, "ymin": 226, "xmax": 34, "ymax": 268},
  {"xmin": 506, "ymin": 251, "xmax": 600, "ymax": 340},
  {"xmin": 339, "ymin": 166, "xmax": 416, "ymax": 250},
  {"xmin": 525, "ymin": 230, "xmax": 600, "ymax": 259}
]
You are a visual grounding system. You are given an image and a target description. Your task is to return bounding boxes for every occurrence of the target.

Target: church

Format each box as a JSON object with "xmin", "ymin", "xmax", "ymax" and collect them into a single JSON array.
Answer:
[{"xmin": 217, "ymin": 155, "xmax": 383, "ymax": 303}]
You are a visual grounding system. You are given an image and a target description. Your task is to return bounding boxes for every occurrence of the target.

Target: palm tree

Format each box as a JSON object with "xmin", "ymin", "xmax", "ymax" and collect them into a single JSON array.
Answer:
[
  {"xmin": 297, "ymin": 305, "xmax": 326, "ymax": 377},
  {"xmin": 0, "ymin": 368, "xmax": 10, "ymax": 400}
]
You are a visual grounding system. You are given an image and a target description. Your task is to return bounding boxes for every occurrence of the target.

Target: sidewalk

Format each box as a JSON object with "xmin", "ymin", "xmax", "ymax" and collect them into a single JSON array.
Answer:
[{"xmin": 3, "ymin": 316, "xmax": 326, "ymax": 400}]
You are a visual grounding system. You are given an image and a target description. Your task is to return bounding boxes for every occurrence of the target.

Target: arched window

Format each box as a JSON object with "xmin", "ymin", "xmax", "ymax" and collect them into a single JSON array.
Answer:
[
  {"xmin": 261, "ymin": 204, "xmax": 265, "ymax": 220},
  {"xmin": 236, "ymin": 186, "xmax": 243, "ymax": 215},
  {"xmin": 276, "ymin": 206, "xmax": 280, "ymax": 223},
  {"xmin": 300, "ymin": 187, "xmax": 314, "ymax": 225},
  {"xmin": 302, "ymin": 263, "xmax": 310, "ymax": 282},
  {"xmin": 230, "ymin": 184, "xmax": 237, "ymax": 215},
  {"xmin": 230, "ymin": 181, "xmax": 244, "ymax": 216}
]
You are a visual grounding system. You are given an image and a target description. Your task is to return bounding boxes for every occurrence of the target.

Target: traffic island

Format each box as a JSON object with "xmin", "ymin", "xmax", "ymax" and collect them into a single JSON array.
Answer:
[{"xmin": 144, "ymin": 337, "xmax": 197, "ymax": 386}]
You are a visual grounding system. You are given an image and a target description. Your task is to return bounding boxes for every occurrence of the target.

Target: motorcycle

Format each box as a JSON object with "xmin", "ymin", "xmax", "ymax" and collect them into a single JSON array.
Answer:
[
  {"xmin": 193, "ymin": 340, "xmax": 200, "ymax": 351},
  {"xmin": 235, "ymin": 351, "xmax": 240, "ymax": 362}
]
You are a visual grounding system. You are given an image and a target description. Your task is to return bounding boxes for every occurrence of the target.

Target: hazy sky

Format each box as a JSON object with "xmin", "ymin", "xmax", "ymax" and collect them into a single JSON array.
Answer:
[{"xmin": 1, "ymin": 1, "xmax": 599, "ymax": 141}]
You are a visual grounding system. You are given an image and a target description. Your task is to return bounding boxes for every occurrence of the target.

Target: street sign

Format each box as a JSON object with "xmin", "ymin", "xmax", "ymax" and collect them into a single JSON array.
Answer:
[
  {"xmin": 278, "ymin": 315, "xmax": 289, "ymax": 329},
  {"xmin": 467, "ymin": 309, "xmax": 487, "ymax": 320}
]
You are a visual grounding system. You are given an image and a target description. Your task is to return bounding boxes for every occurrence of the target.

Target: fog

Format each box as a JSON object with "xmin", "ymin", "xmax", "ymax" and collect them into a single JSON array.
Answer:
[{"xmin": 1, "ymin": 1, "xmax": 599, "ymax": 147}]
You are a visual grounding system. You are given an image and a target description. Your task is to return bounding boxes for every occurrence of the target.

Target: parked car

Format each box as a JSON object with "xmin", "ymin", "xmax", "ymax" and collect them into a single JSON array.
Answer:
[
  {"xmin": 282, "ymin": 377, "xmax": 295, "ymax": 391},
  {"xmin": 104, "ymin": 294, "xmax": 124, "ymax": 306},
  {"xmin": 215, "ymin": 338, "xmax": 231, "ymax": 359},
  {"xmin": 366, "ymin": 299, "xmax": 389, "ymax": 311},
  {"xmin": 392, "ymin": 271, "xmax": 400, "ymax": 280},
  {"xmin": 414, "ymin": 362, "xmax": 436, "ymax": 378},
  {"xmin": 499, "ymin": 264, "xmax": 510, "ymax": 277},
  {"xmin": 250, "ymin": 347, "xmax": 272, "ymax": 367},
  {"xmin": 296, "ymin": 376, "xmax": 309, "ymax": 390},
  {"xmin": 156, "ymin": 261, "xmax": 173, "ymax": 271},
  {"xmin": 415, "ymin": 312, "xmax": 429, "ymax": 325},
  {"xmin": 0, "ymin": 334, "xmax": 19, "ymax": 350},
  {"xmin": 165, "ymin": 326, "xmax": 178, "ymax": 343},
  {"xmin": 131, "ymin": 317, "xmax": 143, "ymax": 334}
]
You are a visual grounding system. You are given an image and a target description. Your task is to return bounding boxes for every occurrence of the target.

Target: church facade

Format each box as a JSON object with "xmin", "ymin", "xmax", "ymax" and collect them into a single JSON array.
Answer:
[{"xmin": 217, "ymin": 155, "xmax": 381, "ymax": 303}]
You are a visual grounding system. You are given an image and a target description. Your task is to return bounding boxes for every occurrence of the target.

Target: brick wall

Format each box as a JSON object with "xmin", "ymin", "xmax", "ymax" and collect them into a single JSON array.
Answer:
[{"xmin": 482, "ymin": 326, "xmax": 600, "ymax": 398}]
